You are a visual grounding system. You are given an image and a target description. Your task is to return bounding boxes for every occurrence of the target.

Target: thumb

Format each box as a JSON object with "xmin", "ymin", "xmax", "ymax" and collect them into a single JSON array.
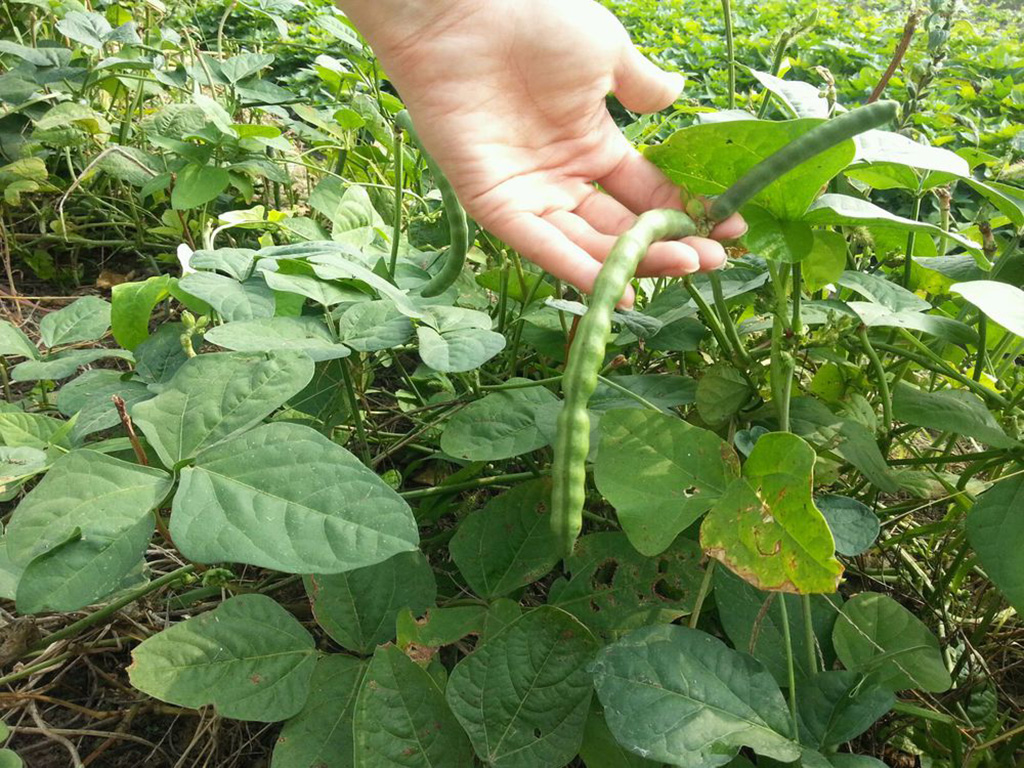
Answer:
[{"xmin": 613, "ymin": 44, "xmax": 685, "ymax": 114}]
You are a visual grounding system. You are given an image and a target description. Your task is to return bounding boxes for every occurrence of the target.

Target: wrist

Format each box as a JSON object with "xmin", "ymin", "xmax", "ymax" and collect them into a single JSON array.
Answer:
[{"xmin": 337, "ymin": 0, "xmax": 484, "ymax": 52}]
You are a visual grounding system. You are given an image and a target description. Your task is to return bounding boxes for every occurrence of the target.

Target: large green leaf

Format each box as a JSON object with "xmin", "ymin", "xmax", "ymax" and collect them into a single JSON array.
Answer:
[
  {"xmin": 893, "ymin": 382, "xmax": 1020, "ymax": 449},
  {"xmin": 0, "ymin": 412, "xmax": 67, "ymax": 449},
  {"xmin": 742, "ymin": 205, "xmax": 814, "ymax": 263},
  {"xmin": 579, "ymin": 703, "xmax": 661, "ymax": 768},
  {"xmin": 713, "ymin": 567, "xmax": 840, "ymax": 685},
  {"xmin": 354, "ymin": 644, "xmax": 474, "ymax": 767},
  {"xmin": 446, "ymin": 607, "xmax": 598, "ymax": 768},
  {"xmin": 0, "ymin": 320, "xmax": 38, "ymax": 359},
  {"xmin": 848, "ymin": 302, "xmax": 977, "ymax": 346},
  {"xmin": 0, "ymin": 446, "xmax": 47, "ymax": 495},
  {"xmin": 128, "ymin": 594, "xmax": 316, "ymax": 722},
  {"xmin": 418, "ymin": 325, "xmax": 506, "ymax": 373},
  {"xmin": 589, "ymin": 375, "xmax": 696, "ymax": 411},
  {"xmin": 5, "ymin": 450, "xmax": 172, "ymax": 613},
  {"xmin": 795, "ymin": 671, "xmax": 894, "ymax": 751},
  {"xmin": 696, "ymin": 363, "xmax": 753, "ymax": 424},
  {"xmin": 590, "ymin": 624, "xmax": 801, "ymax": 766},
  {"xmin": 647, "ymin": 118, "xmax": 855, "ymax": 220},
  {"xmin": 134, "ymin": 323, "xmax": 192, "ymax": 384},
  {"xmin": 440, "ymin": 382, "xmax": 558, "ymax": 461},
  {"xmin": 204, "ymin": 317, "xmax": 351, "ymax": 362},
  {"xmin": 816, "ymin": 495, "xmax": 879, "ymax": 557},
  {"xmin": 449, "ymin": 479, "xmax": 562, "ymax": 599},
  {"xmin": 966, "ymin": 473, "xmax": 1024, "ymax": 615},
  {"xmin": 701, "ymin": 432, "xmax": 843, "ymax": 593},
  {"xmin": 595, "ymin": 409, "xmax": 740, "ymax": 556},
  {"xmin": 131, "ymin": 350, "xmax": 314, "ymax": 467},
  {"xmin": 111, "ymin": 275, "xmax": 174, "ymax": 350},
  {"xmin": 832, "ymin": 592, "xmax": 952, "ymax": 692},
  {"xmin": 548, "ymin": 532, "xmax": 706, "ymax": 638},
  {"xmin": 951, "ymin": 280, "xmax": 1024, "ymax": 337},
  {"xmin": 837, "ymin": 271, "xmax": 930, "ymax": 314},
  {"xmin": 336, "ymin": 300, "xmax": 415, "ymax": 352},
  {"xmin": 171, "ymin": 164, "xmax": 230, "ymax": 210},
  {"xmin": 172, "ymin": 422, "xmax": 418, "ymax": 573},
  {"xmin": 306, "ymin": 551, "xmax": 436, "ymax": 654},
  {"xmin": 272, "ymin": 655, "xmax": 365, "ymax": 768},
  {"xmin": 178, "ymin": 272, "xmax": 276, "ymax": 322}
]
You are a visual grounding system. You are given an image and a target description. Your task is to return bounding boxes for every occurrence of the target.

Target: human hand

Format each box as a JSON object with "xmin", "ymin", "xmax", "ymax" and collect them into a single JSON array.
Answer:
[{"xmin": 341, "ymin": 0, "xmax": 746, "ymax": 306}]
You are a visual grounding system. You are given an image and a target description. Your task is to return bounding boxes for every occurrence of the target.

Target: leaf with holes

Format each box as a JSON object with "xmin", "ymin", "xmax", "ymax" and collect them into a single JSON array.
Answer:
[
  {"xmin": 595, "ymin": 409, "xmax": 740, "ymax": 557},
  {"xmin": 305, "ymin": 551, "xmax": 436, "ymax": 655},
  {"xmin": 701, "ymin": 432, "xmax": 843, "ymax": 593}
]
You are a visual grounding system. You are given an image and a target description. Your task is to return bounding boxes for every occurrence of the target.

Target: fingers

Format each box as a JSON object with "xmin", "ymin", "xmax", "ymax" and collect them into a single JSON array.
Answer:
[
  {"xmin": 547, "ymin": 210, "xmax": 701, "ymax": 278},
  {"xmin": 484, "ymin": 212, "xmax": 634, "ymax": 305},
  {"xmin": 613, "ymin": 41, "xmax": 685, "ymax": 114},
  {"xmin": 575, "ymin": 192, "xmax": 728, "ymax": 273},
  {"xmin": 596, "ymin": 133, "xmax": 686, "ymax": 215}
]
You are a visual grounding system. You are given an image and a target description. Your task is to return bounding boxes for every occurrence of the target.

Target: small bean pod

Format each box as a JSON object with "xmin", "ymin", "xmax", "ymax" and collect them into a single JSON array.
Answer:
[
  {"xmin": 550, "ymin": 209, "xmax": 698, "ymax": 556},
  {"xmin": 395, "ymin": 110, "xmax": 470, "ymax": 298}
]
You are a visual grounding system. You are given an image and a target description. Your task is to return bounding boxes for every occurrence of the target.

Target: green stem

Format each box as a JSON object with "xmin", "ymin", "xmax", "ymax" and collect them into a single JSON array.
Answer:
[
  {"xmin": 973, "ymin": 314, "xmax": 987, "ymax": 382},
  {"xmin": 709, "ymin": 271, "xmax": 751, "ymax": 365},
  {"xmin": 596, "ymin": 374, "xmax": 664, "ymax": 412},
  {"xmin": 801, "ymin": 594, "xmax": 817, "ymax": 675},
  {"xmin": 400, "ymin": 471, "xmax": 542, "ymax": 500},
  {"xmin": 340, "ymin": 360, "xmax": 371, "ymax": 465},
  {"xmin": 891, "ymin": 330, "xmax": 1011, "ymax": 409},
  {"xmin": 791, "ymin": 263, "xmax": 803, "ymax": 337},
  {"xmin": 721, "ymin": 0, "xmax": 736, "ymax": 109},
  {"xmin": 388, "ymin": 123, "xmax": 404, "ymax": 282},
  {"xmin": 684, "ymin": 277, "xmax": 733, "ymax": 356},
  {"xmin": 30, "ymin": 565, "xmax": 196, "ymax": 654},
  {"xmin": 778, "ymin": 596, "xmax": 800, "ymax": 741},
  {"xmin": 858, "ymin": 327, "xmax": 893, "ymax": 436},
  {"xmin": 688, "ymin": 560, "xmax": 717, "ymax": 629},
  {"xmin": 902, "ymin": 193, "xmax": 923, "ymax": 288}
]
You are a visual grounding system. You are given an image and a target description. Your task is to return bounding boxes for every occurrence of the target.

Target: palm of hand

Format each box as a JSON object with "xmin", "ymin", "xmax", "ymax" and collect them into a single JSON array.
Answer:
[{"xmin": 372, "ymin": 0, "xmax": 744, "ymax": 304}]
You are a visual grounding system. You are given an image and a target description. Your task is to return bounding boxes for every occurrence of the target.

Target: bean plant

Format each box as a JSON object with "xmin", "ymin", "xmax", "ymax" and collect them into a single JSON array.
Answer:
[{"xmin": 1, "ymin": 0, "xmax": 1022, "ymax": 766}]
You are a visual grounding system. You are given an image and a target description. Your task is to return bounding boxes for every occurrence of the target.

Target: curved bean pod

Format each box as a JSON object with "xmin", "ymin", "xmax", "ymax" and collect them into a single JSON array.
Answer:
[
  {"xmin": 395, "ymin": 110, "xmax": 470, "ymax": 298},
  {"xmin": 708, "ymin": 100, "xmax": 898, "ymax": 222},
  {"xmin": 550, "ymin": 209, "xmax": 698, "ymax": 556}
]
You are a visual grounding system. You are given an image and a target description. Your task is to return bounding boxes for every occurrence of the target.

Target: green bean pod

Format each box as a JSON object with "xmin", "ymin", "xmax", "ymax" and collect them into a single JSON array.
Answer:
[
  {"xmin": 550, "ymin": 209, "xmax": 697, "ymax": 556},
  {"xmin": 395, "ymin": 111, "xmax": 470, "ymax": 298},
  {"xmin": 708, "ymin": 100, "xmax": 898, "ymax": 222}
]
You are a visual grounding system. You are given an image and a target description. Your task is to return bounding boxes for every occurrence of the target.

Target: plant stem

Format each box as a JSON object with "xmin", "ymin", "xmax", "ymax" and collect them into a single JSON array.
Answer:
[
  {"xmin": 721, "ymin": 0, "xmax": 736, "ymax": 109},
  {"xmin": 868, "ymin": 11, "xmax": 920, "ymax": 103},
  {"xmin": 30, "ymin": 565, "xmax": 197, "ymax": 654},
  {"xmin": 684, "ymin": 277, "xmax": 733, "ymax": 357},
  {"xmin": 973, "ymin": 314, "xmax": 987, "ymax": 382},
  {"xmin": 596, "ymin": 375, "xmax": 665, "ymax": 412},
  {"xmin": 801, "ymin": 594, "xmax": 817, "ymax": 675},
  {"xmin": 708, "ymin": 271, "xmax": 750, "ymax": 365},
  {"xmin": 340, "ymin": 360, "xmax": 371, "ymax": 464},
  {"xmin": 400, "ymin": 471, "xmax": 543, "ymax": 500},
  {"xmin": 388, "ymin": 123, "xmax": 404, "ymax": 282},
  {"xmin": 902, "ymin": 193, "xmax": 923, "ymax": 288},
  {"xmin": 688, "ymin": 559, "xmax": 717, "ymax": 629},
  {"xmin": 778, "ymin": 596, "xmax": 800, "ymax": 741},
  {"xmin": 858, "ymin": 327, "xmax": 893, "ymax": 437}
]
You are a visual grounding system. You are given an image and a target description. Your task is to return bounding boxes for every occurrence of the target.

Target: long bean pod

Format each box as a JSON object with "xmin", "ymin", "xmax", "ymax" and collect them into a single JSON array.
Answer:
[
  {"xmin": 395, "ymin": 110, "xmax": 469, "ymax": 297},
  {"xmin": 708, "ymin": 100, "xmax": 898, "ymax": 222},
  {"xmin": 550, "ymin": 209, "xmax": 697, "ymax": 556}
]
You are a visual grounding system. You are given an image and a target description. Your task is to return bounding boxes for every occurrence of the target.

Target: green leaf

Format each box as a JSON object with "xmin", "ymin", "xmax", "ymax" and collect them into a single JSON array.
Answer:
[
  {"xmin": 396, "ymin": 605, "xmax": 488, "ymax": 651},
  {"xmin": 832, "ymin": 592, "xmax": 952, "ymax": 692},
  {"xmin": 263, "ymin": 267, "xmax": 359, "ymax": 307},
  {"xmin": 449, "ymin": 479, "xmax": 562, "ymax": 599},
  {"xmin": 418, "ymin": 325, "xmax": 506, "ymax": 373},
  {"xmin": 55, "ymin": 10, "xmax": 111, "ymax": 49},
  {"xmin": 56, "ymin": 369, "xmax": 153, "ymax": 444},
  {"xmin": 951, "ymin": 280, "xmax": 1024, "ymax": 337},
  {"xmin": 713, "ymin": 567, "xmax": 840, "ymax": 685},
  {"xmin": 11, "ymin": 349, "xmax": 133, "ymax": 383},
  {"xmin": 827, "ymin": 756, "xmax": 889, "ymax": 768},
  {"xmin": 39, "ymin": 296, "xmax": 111, "ymax": 348},
  {"xmin": 440, "ymin": 382, "xmax": 558, "ymax": 461},
  {"xmin": 549, "ymin": 532, "xmax": 706, "ymax": 638},
  {"xmin": 848, "ymin": 302, "xmax": 978, "ymax": 346},
  {"xmin": 131, "ymin": 350, "xmax": 314, "ymax": 467},
  {"xmin": 596, "ymin": 409, "xmax": 740, "ymax": 556},
  {"xmin": 647, "ymin": 118, "xmax": 855, "ymax": 220},
  {"xmin": 696, "ymin": 363, "xmax": 753, "ymax": 425},
  {"xmin": 0, "ymin": 412, "xmax": 67, "ymax": 448},
  {"xmin": 306, "ymin": 551, "xmax": 436, "ymax": 654},
  {"xmin": 590, "ymin": 624, "xmax": 801, "ymax": 766},
  {"xmin": 742, "ymin": 205, "xmax": 814, "ymax": 262},
  {"xmin": 221, "ymin": 52, "xmax": 275, "ymax": 83},
  {"xmin": 304, "ymin": 248, "xmax": 424, "ymax": 319},
  {"xmin": 205, "ymin": 317, "xmax": 351, "ymax": 362},
  {"xmin": 805, "ymin": 195, "xmax": 983, "ymax": 257},
  {"xmin": 191, "ymin": 248, "xmax": 257, "ymax": 281},
  {"xmin": 172, "ymin": 422, "xmax": 418, "ymax": 574},
  {"xmin": 816, "ymin": 495, "xmax": 879, "ymax": 557},
  {"xmin": 749, "ymin": 71, "xmax": 830, "ymax": 118},
  {"xmin": 128, "ymin": 594, "xmax": 316, "ymax": 722},
  {"xmin": 5, "ymin": 450, "xmax": 172, "ymax": 613},
  {"xmin": 446, "ymin": 607, "xmax": 598, "ymax": 768},
  {"xmin": 336, "ymin": 300, "xmax": 414, "ymax": 352},
  {"xmin": 272, "ymin": 655, "xmax": 365, "ymax": 768},
  {"xmin": 893, "ymin": 382, "xmax": 1020, "ymax": 449},
  {"xmin": 0, "ymin": 750, "xmax": 22, "ymax": 768},
  {"xmin": 589, "ymin": 375, "xmax": 696, "ymax": 411},
  {"xmin": 0, "ymin": 446, "xmax": 47, "ymax": 494},
  {"xmin": 796, "ymin": 671, "xmax": 894, "ymax": 750},
  {"xmin": 111, "ymin": 275, "xmax": 174, "ymax": 350},
  {"xmin": 171, "ymin": 164, "xmax": 230, "ymax": 210},
  {"xmin": 0, "ymin": 320, "xmax": 39, "ymax": 359},
  {"xmin": 966, "ymin": 473, "xmax": 1024, "ymax": 615},
  {"xmin": 476, "ymin": 268, "xmax": 554, "ymax": 304},
  {"xmin": 134, "ymin": 323, "xmax": 192, "ymax": 384},
  {"xmin": 803, "ymin": 231, "xmax": 848, "ymax": 292},
  {"xmin": 701, "ymin": 432, "xmax": 843, "ymax": 593},
  {"xmin": 579, "ymin": 702, "xmax": 662, "ymax": 768},
  {"xmin": 354, "ymin": 644, "xmax": 474, "ymax": 767},
  {"xmin": 177, "ymin": 272, "xmax": 276, "ymax": 322},
  {"xmin": 837, "ymin": 271, "xmax": 930, "ymax": 314}
]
